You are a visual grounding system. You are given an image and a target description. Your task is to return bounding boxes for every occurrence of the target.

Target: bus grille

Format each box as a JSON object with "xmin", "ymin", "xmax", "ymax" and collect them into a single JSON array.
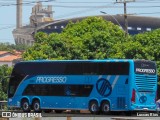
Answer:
[
  {"xmin": 117, "ymin": 97, "xmax": 125, "ymax": 109},
  {"xmin": 135, "ymin": 75, "xmax": 157, "ymax": 92}
]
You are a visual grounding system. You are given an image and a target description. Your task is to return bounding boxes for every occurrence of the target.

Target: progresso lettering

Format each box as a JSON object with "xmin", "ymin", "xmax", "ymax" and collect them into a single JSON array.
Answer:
[
  {"xmin": 136, "ymin": 68, "xmax": 155, "ymax": 74},
  {"xmin": 36, "ymin": 76, "xmax": 67, "ymax": 83}
]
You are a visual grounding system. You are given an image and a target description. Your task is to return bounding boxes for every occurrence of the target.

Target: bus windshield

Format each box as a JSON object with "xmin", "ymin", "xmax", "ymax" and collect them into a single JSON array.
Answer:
[
  {"xmin": 8, "ymin": 71, "xmax": 26, "ymax": 98},
  {"xmin": 134, "ymin": 60, "xmax": 156, "ymax": 75}
]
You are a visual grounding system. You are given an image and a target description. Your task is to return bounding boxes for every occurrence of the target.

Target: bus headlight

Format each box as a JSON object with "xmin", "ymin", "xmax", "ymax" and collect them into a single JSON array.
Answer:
[
  {"xmin": 9, "ymin": 98, "xmax": 12, "ymax": 102},
  {"xmin": 17, "ymin": 101, "xmax": 20, "ymax": 106}
]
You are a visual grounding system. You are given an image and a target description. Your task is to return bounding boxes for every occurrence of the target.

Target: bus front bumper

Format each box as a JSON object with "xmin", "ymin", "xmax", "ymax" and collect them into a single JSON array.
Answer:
[
  {"xmin": 8, "ymin": 98, "xmax": 21, "ymax": 108},
  {"xmin": 130, "ymin": 104, "xmax": 157, "ymax": 111}
]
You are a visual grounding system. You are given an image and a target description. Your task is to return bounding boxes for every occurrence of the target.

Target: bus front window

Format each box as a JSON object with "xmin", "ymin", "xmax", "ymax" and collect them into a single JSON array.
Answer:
[
  {"xmin": 9, "ymin": 86, "xmax": 15, "ymax": 97},
  {"xmin": 8, "ymin": 75, "xmax": 24, "ymax": 98}
]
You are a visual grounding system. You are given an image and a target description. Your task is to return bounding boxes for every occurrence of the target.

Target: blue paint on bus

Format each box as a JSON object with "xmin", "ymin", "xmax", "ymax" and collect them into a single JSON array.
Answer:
[{"xmin": 7, "ymin": 59, "xmax": 157, "ymax": 113}]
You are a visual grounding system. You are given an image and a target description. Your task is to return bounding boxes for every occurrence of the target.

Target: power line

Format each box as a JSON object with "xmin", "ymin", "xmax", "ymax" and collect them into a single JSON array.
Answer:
[
  {"xmin": 0, "ymin": 24, "xmax": 15, "ymax": 25},
  {"xmin": 55, "ymin": 2, "xmax": 115, "ymax": 19},
  {"xmin": 0, "ymin": 0, "xmax": 54, "ymax": 7},
  {"xmin": 54, "ymin": 1, "xmax": 160, "ymax": 3},
  {"xmin": 31, "ymin": 5, "xmax": 160, "ymax": 8},
  {"xmin": 136, "ymin": 0, "xmax": 159, "ymax": 1},
  {"xmin": 1, "ymin": 0, "xmax": 160, "ymax": 7},
  {"xmin": 134, "ymin": 12, "xmax": 160, "ymax": 15},
  {"xmin": 0, "ymin": 25, "xmax": 15, "ymax": 31},
  {"xmin": 35, "ymin": 0, "xmax": 160, "ymax": 3}
]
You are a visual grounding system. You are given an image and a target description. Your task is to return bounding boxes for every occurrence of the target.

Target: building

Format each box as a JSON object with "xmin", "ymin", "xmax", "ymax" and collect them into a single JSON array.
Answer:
[
  {"xmin": 13, "ymin": 2, "xmax": 53, "ymax": 45},
  {"xmin": 13, "ymin": 2, "xmax": 160, "ymax": 45},
  {"xmin": 0, "ymin": 51, "xmax": 22, "ymax": 67}
]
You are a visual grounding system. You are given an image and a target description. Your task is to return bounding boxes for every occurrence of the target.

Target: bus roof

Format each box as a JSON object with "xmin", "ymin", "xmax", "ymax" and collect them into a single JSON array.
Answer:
[
  {"xmin": 17, "ymin": 59, "xmax": 155, "ymax": 64},
  {"xmin": 19, "ymin": 59, "xmax": 133, "ymax": 63}
]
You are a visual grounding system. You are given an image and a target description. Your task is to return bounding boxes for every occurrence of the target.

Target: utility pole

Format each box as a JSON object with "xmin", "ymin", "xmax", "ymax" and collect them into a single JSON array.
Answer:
[
  {"xmin": 124, "ymin": 1, "xmax": 128, "ymax": 36},
  {"xmin": 115, "ymin": 0, "xmax": 135, "ymax": 37}
]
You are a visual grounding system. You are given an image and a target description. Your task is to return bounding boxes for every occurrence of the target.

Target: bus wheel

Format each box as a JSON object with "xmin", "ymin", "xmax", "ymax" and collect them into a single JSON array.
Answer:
[
  {"xmin": 89, "ymin": 101, "xmax": 99, "ymax": 114},
  {"xmin": 21, "ymin": 99, "xmax": 30, "ymax": 112},
  {"xmin": 55, "ymin": 110, "xmax": 63, "ymax": 113},
  {"xmin": 33, "ymin": 100, "xmax": 42, "ymax": 113},
  {"xmin": 101, "ymin": 101, "xmax": 110, "ymax": 114}
]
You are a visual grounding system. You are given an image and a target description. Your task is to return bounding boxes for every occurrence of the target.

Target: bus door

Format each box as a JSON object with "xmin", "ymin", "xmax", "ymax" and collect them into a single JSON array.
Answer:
[{"xmin": 64, "ymin": 85, "xmax": 77, "ymax": 108}]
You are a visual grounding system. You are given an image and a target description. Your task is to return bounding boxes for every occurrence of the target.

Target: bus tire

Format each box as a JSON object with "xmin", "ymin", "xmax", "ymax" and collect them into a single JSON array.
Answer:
[
  {"xmin": 21, "ymin": 99, "xmax": 31, "ymax": 112},
  {"xmin": 89, "ymin": 100, "xmax": 99, "ymax": 114},
  {"xmin": 32, "ymin": 100, "xmax": 42, "ymax": 113},
  {"xmin": 101, "ymin": 101, "xmax": 110, "ymax": 114}
]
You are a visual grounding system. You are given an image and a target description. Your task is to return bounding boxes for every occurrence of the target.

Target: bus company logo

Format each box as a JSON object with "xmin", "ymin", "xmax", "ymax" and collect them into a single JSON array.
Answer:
[
  {"xmin": 136, "ymin": 68, "xmax": 155, "ymax": 74},
  {"xmin": 36, "ymin": 76, "xmax": 67, "ymax": 83},
  {"xmin": 139, "ymin": 95, "xmax": 147, "ymax": 103},
  {"xmin": 96, "ymin": 78, "xmax": 112, "ymax": 97},
  {"xmin": 141, "ymin": 63, "xmax": 149, "ymax": 67}
]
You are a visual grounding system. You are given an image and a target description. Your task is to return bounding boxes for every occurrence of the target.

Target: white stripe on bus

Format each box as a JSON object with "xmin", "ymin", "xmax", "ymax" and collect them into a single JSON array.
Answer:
[{"xmin": 112, "ymin": 75, "xmax": 119, "ymax": 89}]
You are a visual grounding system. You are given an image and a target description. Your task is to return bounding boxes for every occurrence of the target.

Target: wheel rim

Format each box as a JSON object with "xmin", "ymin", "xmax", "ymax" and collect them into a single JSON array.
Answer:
[
  {"xmin": 91, "ymin": 103, "xmax": 97, "ymax": 112},
  {"xmin": 103, "ymin": 104, "xmax": 109, "ymax": 112},
  {"xmin": 23, "ymin": 102, "xmax": 29, "ymax": 110},
  {"xmin": 34, "ymin": 102, "xmax": 40, "ymax": 111}
]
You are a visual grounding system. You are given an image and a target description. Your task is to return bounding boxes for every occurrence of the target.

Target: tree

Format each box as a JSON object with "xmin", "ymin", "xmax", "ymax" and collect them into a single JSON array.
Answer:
[
  {"xmin": 23, "ymin": 17, "xmax": 126, "ymax": 60},
  {"xmin": 0, "ymin": 65, "xmax": 12, "ymax": 100},
  {"xmin": 108, "ymin": 36, "xmax": 143, "ymax": 59},
  {"xmin": 0, "ymin": 42, "xmax": 28, "ymax": 51}
]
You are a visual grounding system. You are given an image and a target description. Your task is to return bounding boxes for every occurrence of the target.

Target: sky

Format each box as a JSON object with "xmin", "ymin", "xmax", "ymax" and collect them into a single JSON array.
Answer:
[{"xmin": 0, "ymin": 0, "xmax": 160, "ymax": 44}]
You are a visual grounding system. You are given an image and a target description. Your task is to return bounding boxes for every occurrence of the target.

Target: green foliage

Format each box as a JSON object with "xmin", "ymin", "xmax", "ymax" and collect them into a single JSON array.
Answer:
[
  {"xmin": 0, "ymin": 65, "xmax": 12, "ymax": 100},
  {"xmin": 23, "ymin": 17, "xmax": 126, "ymax": 60},
  {"xmin": 0, "ymin": 42, "xmax": 28, "ymax": 51},
  {"xmin": 133, "ymin": 29, "xmax": 160, "ymax": 60}
]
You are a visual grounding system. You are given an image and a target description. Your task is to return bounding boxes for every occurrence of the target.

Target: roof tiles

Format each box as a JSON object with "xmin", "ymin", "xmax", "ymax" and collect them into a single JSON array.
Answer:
[{"xmin": 0, "ymin": 51, "xmax": 22, "ymax": 62}]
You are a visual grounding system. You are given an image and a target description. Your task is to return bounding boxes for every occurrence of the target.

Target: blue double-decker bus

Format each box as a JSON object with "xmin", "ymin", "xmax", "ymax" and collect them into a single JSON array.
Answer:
[{"xmin": 8, "ymin": 59, "xmax": 157, "ymax": 114}]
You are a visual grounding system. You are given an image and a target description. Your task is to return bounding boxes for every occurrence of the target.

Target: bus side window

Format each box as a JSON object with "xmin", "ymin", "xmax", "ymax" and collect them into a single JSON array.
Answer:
[
  {"xmin": 40, "ymin": 85, "xmax": 48, "ymax": 95},
  {"xmin": 23, "ymin": 84, "xmax": 36, "ymax": 95},
  {"xmin": 65, "ymin": 85, "xmax": 71, "ymax": 96}
]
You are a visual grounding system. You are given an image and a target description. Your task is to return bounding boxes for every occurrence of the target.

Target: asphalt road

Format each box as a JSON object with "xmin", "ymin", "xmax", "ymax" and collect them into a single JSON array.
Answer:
[{"xmin": 0, "ymin": 110, "xmax": 160, "ymax": 120}]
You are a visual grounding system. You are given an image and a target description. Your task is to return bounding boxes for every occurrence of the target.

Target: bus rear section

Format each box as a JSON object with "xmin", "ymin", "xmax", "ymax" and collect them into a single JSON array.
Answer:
[{"xmin": 130, "ymin": 60, "xmax": 157, "ymax": 111}]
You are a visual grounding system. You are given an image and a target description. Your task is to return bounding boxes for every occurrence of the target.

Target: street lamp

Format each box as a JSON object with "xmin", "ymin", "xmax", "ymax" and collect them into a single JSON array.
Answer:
[{"xmin": 100, "ymin": 11, "xmax": 124, "ymax": 31}]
